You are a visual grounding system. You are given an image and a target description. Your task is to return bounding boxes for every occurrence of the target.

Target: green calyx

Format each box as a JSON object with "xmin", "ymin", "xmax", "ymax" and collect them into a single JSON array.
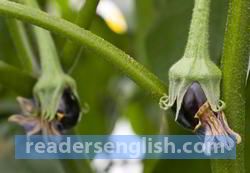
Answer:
[
  {"xmin": 159, "ymin": 0, "xmax": 225, "ymax": 119},
  {"xmin": 163, "ymin": 56, "xmax": 223, "ymax": 120},
  {"xmin": 33, "ymin": 72, "xmax": 78, "ymax": 121}
]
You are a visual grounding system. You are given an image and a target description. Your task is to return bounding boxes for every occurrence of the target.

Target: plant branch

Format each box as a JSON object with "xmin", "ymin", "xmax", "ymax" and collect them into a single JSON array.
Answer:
[
  {"xmin": 212, "ymin": 0, "xmax": 250, "ymax": 173},
  {"xmin": 184, "ymin": 0, "xmax": 210, "ymax": 59},
  {"xmin": 0, "ymin": 1, "xmax": 167, "ymax": 99},
  {"xmin": 61, "ymin": 0, "xmax": 100, "ymax": 70},
  {"xmin": 22, "ymin": 0, "xmax": 63, "ymax": 76},
  {"xmin": 246, "ymin": 76, "xmax": 250, "ymax": 172}
]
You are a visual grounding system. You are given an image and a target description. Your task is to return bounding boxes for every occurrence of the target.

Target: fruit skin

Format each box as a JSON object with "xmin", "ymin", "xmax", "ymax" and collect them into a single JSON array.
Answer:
[
  {"xmin": 173, "ymin": 82, "xmax": 241, "ymax": 145},
  {"xmin": 175, "ymin": 82, "xmax": 206, "ymax": 130},
  {"xmin": 57, "ymin": 88, "xmax": 81, "ymax": 130}
]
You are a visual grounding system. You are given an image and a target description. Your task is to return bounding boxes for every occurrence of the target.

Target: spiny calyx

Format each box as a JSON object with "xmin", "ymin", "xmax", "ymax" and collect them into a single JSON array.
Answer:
[{"xmin": 33, "ymin": 73, "xmax": 80, "ymax": 121}]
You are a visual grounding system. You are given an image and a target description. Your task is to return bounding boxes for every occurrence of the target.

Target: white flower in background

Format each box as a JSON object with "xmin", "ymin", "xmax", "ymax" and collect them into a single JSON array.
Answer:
[
  {"xmin": 70, "ymin": 0, "xmax": 129, "ymax": 34},
  {"xmin": 97, "ymin": 0, "xmax": 128, "ymax": 34}
]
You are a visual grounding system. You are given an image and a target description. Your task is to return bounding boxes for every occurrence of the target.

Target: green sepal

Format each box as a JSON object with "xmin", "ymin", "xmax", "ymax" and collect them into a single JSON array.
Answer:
[
  {"xmin": 33, "ymin": 72, "xmax": 79, "ymax": 121},
  {"xmin": 166, "ymin": 56, "xmax": 223, "ymax": 120}
]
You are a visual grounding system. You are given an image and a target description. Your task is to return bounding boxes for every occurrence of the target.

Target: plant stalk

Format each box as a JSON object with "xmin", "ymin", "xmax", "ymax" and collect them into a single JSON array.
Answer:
[
  {"xmin": 183, "ymin": 0, "xmax": 210, "ymax": 59},
  {"xmin": 212, "ymin": 0, "xmax": 250, "ymax": 172},
  {"xmin": 246, "ymin": 77, "xmax": 250, "ymax": 172},
  {"xmin": 22, "ymin": 0, "xmax": 63, "ymax": 76}
]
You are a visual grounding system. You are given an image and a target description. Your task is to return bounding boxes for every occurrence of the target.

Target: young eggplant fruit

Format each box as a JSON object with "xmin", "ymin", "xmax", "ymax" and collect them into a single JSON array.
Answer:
[
  {"xmin": 159, "ymin": 0, "xmax": 241, "ymax": 147},
  {"xmin": 175, "ymin": 82, "xmax": 241, "ymax": 145},
  {"xmin": 8, "ymin": 88, "xmax": 81, "ymax": 135}
]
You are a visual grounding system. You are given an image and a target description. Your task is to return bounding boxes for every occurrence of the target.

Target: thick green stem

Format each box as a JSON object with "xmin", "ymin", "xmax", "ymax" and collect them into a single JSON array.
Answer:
[
  {"xmin": 246, "ymin": 77, "xmax": 250, "ymax": 172},
  {"xmin": 183, "ymin": 0, "xmax": 210, "ymax": 59},
  {"xmin": 0, "ymin": 1, "xmax": 167, "ymax": 99},
  {"xmin": 0, "ymin": 61, "xmax": 35, "ymax": 96},
  {"xmin": 34, "ymin": 27, "xmax": 63, "ymax": 75},
  {"xmin": 212, "ymin": 0, "xmax": 250, "ymax": 173},
  {"xmin": 22, "ymin": 0, "xmax": 63, "ymax": 75},
  {"xmin": 61, "ymin": 0, "xmax": 100, "ymax": 70},
  {"xmin": 6, "ymin": 18, "xmax": 38, "ymax": 75},
  {"xmin": 74, "ymin": 0, "xmax": 99, "ymax": 27}
]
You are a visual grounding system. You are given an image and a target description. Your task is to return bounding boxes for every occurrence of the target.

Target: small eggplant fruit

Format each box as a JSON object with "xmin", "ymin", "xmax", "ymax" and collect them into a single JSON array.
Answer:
[
  {"xmin": 174, "ymin": 82, "xmax": 241, "ymax": 144},
  {"xmin": 56, "ymin": 88, "xmax": 81, "ymax": 130},
  {"xmin": 8, "ymin": 89, "xmax": 81, "ymax": 135}
]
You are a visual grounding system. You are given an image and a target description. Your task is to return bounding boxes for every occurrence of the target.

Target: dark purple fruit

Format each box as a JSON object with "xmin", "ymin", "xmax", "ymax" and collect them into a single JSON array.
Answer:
[
  {"xmin": 173, "ymin": 82, "xmax": 206, "ymax": 130},
  {"xmin": 57, "ymin": 88, "xmax": 81, "ymax": 130}
]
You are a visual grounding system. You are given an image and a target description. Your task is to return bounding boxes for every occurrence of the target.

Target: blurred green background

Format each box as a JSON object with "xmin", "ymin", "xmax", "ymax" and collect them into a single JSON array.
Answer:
[{"xmin": 0, "ymin": 0, "xmax": 240, "ymax": 173}]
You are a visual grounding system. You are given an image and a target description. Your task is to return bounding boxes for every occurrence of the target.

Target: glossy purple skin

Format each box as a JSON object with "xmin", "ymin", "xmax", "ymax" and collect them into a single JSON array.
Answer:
[
  {"xmin": 57, "ymin": 89, "xmax": 81, "ymax": 130},
  {"xmin": 173, "ymin": 82, "xmax": 207, "ymax": 130}
]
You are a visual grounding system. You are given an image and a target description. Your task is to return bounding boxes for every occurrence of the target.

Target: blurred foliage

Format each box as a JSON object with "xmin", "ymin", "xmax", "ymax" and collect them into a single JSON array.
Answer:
[
  {"xmin": 0, "ymin": 17, "xmax": 20, "ymax": 67},
  {"xmin": 0, "ymin": 0, "xmax": 246, "ymax": 173}
]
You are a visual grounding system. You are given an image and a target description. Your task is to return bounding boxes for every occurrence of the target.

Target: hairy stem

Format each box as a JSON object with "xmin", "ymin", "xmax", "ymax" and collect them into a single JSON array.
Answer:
[
  {"xmin": 61, "ymin": 0, "xmax": 100, "ymax": 70},
  {"xmin": 212, "ymin": 0, "xmax": 250, "ymax": 173},
  {"xmin": 184, "ymin": 0, "xmax": 210, "ymax": 59},
  {"xmin": 0, "ymin": 1, "xmax": 167, "ymax": 99},
  {"xmin": 22, "ymin": 0, "xmax": 63, "ymax": 75},
  {"xmin": 246, "ymin": 77, "xmax": 250, "ymax": 172}
]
